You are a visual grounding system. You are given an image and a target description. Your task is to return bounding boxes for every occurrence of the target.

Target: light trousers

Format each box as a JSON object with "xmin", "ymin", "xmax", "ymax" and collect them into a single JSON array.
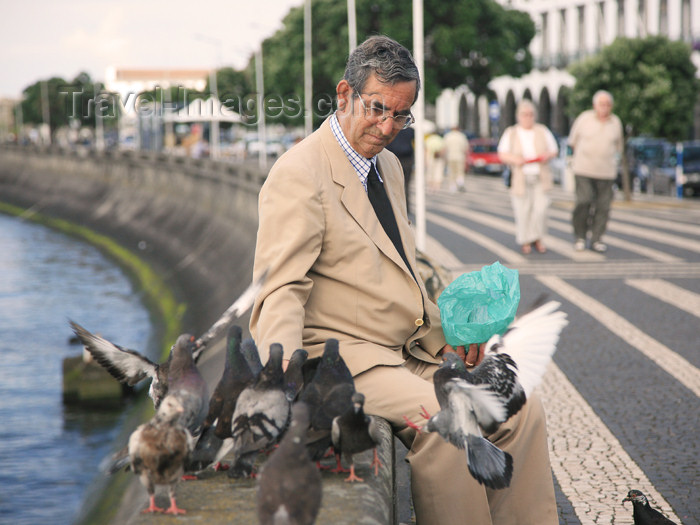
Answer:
[
  {"xmin": 354, "ymin": 357, "xmax": 558, "ymax": 525},
  {"xmin": 510, "ymin": 182, "xmax": 550, "ymax": 246}
]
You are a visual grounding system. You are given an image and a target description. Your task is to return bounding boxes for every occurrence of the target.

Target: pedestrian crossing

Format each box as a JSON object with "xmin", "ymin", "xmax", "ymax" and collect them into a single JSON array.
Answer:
[{"xmin": 421, "ymin": 177, "xmax": 698, "ymax": 524}]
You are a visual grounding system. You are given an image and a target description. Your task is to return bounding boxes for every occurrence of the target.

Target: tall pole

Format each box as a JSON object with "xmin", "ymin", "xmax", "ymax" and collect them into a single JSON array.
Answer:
[
  {"xmin": 256, "ymin": 48, "xmax": 267, "ymax": 170},
  {"xmin": 347, "ymin": 0, "xmax": 357, "ymax": 52},
  {"xmin": 412, "ymin": 0, "xmax": 426, "ymax": 251},
  {"xmin": 304, "ymin": 0, "xmax": 313, "ymax": 137},
  {"xmin": 40, "ymin": 80, "xmax": 51, "ymax": 145},
  {"xmin": 94, "ymin": 84, "xmax": 105, "ymax": 152},
  {"xmin": 209, "ymin": 66, "xmax": 220, "ymax": 159},
  {"xmin": 15, "ymin": 100, "xmax": 23, "ymax": 143}
]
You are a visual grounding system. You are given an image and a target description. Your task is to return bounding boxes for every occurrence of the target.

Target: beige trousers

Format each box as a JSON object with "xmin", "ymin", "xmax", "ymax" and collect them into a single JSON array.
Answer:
[{"xmin": 354, "ymin": 356, "xmax": 558, "ymax": 525}]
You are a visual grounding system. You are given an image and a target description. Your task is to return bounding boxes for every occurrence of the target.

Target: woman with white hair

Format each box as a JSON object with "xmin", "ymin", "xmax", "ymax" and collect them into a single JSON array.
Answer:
[{"xmin": 497, "ymin": 99, "xmax": 558, "ymax": 254}]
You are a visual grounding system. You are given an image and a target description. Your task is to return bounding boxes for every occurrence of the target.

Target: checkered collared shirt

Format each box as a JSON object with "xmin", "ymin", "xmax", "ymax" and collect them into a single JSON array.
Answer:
[{"xmin": 330, "ymin": 113, "xmax": 382, "ymax": 191}]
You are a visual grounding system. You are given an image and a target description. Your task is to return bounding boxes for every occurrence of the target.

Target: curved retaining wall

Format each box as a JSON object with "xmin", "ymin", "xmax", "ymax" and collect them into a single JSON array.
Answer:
[{"xmin": 0, "ymin": 145, "xmax": 263, "ymax": 335}]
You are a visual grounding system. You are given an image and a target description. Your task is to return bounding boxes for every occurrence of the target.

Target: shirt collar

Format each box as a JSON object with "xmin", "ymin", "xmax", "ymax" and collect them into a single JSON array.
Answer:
[{"xmin": 330, "ymin": 113, "xmax": 380, "ymax": 191}]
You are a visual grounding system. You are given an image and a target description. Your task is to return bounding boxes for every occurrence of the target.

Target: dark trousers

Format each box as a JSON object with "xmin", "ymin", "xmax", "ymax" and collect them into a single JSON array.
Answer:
[{"xmin": 572, "ymin": 175, "xmax": 615, "ymax": 243}]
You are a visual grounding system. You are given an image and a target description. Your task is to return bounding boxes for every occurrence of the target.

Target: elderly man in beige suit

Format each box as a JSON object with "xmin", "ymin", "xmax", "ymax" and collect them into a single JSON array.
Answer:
[{"xmin": 250, "ymin": 36, "xmax": 557, "ymax": 525}]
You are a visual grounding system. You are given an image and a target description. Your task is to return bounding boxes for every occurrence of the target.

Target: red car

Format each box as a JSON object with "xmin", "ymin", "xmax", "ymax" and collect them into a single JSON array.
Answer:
[{"xmin": 466, "ymin": 138, "xmax": 506, "ymax": 175}]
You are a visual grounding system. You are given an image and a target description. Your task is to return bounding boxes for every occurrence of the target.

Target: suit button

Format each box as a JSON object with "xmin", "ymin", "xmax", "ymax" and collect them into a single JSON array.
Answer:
[{"xmin": 414, "ymin": 318, "xmax": 424, "ymax": 327}]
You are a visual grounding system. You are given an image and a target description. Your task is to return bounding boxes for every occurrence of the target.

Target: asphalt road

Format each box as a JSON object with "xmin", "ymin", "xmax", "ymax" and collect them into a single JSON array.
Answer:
[{"xmin": 418, "ymin": 175, "xmax": 700, "ymax": 524}]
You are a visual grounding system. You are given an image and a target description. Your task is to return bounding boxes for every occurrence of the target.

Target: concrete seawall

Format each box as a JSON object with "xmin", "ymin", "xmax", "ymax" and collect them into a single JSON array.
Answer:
[{"xmin": 0, "ymin": 145, "xmax": 264, "ymax": 335}]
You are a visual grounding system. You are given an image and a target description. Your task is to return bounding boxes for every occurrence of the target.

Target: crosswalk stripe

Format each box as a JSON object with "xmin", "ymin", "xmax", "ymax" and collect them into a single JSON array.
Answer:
[
  {"xmin": 425, "ymin": 211, "xmax": 527, "ymax": 264},
  {"xmin": 537, "ymin": 275, "xmax": 700, "ymax": 397},
  {"xmin": 432, "ymin": 192, "xmax": 686, "ymax": 262},
  {"xmin": 626, "ymin": 279, "xmax": 700, "ymax": 318}
]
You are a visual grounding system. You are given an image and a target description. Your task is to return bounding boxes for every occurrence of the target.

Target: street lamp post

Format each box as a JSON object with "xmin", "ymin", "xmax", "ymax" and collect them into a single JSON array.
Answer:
[
  {"xmin": 195, "ymin": 34, "xmax": 221, "ymax": 160},
  {"xmin": 412, "ymin": 0, "xmax": 426, "ymax": 251},
  {"xmin": 256, "ymin": 48, "xmax": 267, "ymax": 171}
]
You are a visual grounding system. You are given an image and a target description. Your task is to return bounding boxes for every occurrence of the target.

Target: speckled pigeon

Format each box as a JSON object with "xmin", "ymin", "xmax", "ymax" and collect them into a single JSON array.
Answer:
[
  {"xmin": 622, "ymin": 490, "xmax": 677, "ymax": 525},
  {"xmin": 256, "ymin": 402, "xmax": 322, "ymax": 525},
  {"xmin": 226, "ymin": 343, "xmax": 291, "ymax": 478},
  {"xmin": 331, "ymin": 392, "xmax": 382, "ymax": 482},
  {"xmin": 128, "ymin": 395, "xmax": 194, "ymax": 515},
  {"xmin": 405, "ymin": 300, "xmax": 568, "ymax": 489}
]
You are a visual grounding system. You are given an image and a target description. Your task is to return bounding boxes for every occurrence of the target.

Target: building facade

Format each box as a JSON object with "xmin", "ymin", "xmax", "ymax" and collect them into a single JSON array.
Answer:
[{"xmin": 436, "ymin": 0, "xmax": 700, "ymax": 138}]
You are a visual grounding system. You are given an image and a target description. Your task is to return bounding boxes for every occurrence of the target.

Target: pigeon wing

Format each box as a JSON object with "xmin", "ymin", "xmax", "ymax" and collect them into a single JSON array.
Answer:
[
  {"xmin": 483, "ymin": 300, "xmax": 568, "ymax": 397},
  {"xmin": 70, "ymin": 320, "xmax": 158, "ymax": 386}
]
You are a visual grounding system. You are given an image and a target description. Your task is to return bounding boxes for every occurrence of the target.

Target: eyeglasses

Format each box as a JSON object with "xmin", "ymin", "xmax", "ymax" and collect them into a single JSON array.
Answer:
[{"xmin": 354, "ymin": 93, "xmax": 415, "ymax": 130}]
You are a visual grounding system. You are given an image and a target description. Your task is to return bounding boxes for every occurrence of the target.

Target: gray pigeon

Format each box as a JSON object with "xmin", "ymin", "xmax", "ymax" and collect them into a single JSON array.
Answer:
[
  {"xmin": 331, "ymin": 392, "xmax": 382, "ymax": 482},
  {"xmin": 223, "ymin": 343, "xmax": 291, "ymax": 478},
  {"xmin": 257, "ymin": 402, "xmax": 322, "ymax": 525},
  {"xmin": 69, "ymin": 320, "xmax": 172, "ymax": 408},
  {"xmin": 622, "ymin": 490, "xmax": 677, "ymax": 525},
  {"xmin": 283, "ymin": 348, "xmax": 309, "ymax": 402},
  {"xmin": 128, "ymin": 395, "xmax": 195, "ymax": 514},
  {"xmin": 300, "ymin": 339, "xmax": 355, "ymax": 464},
  {"xmin": 405, "ymin": 300, "xmax": 568, "ymax": 489},
  {"xmin": 241, "ymin": 337, "xmax": 263, "ymax": 377},
  {"xmin": 186, "ymin": 325, "xmax": 255, "ymax": 474}
]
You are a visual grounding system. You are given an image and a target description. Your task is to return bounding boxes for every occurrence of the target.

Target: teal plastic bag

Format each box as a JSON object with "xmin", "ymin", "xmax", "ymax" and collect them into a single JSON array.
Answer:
[{"xmin": 437, "ymin": 261, "xmax": 520, "ymax": 346}]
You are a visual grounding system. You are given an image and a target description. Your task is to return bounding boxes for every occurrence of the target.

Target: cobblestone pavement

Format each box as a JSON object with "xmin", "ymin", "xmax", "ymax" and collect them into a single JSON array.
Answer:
[{"xmin": 424, "ymin": 176, "xmax": 699, "ymax": 524}]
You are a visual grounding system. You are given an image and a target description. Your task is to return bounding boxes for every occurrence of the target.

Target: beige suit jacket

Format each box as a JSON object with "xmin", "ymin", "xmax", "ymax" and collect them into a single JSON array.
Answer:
[{"xmin": 250, "ymin": 118, "xmax": 446, "ymax": 376}]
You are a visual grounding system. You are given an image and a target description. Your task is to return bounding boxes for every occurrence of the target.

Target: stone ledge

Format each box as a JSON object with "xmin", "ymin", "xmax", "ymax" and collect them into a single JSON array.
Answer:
[{"xmin": 122, "ymin": 417, "xmax": 397, "ymax": 525}]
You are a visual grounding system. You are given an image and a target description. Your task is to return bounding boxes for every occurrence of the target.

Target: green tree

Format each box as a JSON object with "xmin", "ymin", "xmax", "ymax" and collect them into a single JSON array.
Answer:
[
  {"xmin": 250, "ymin": 0, "xmax": 534, "ymax": 126},
  {"xmin": 568, "ymin": 36, "xmax": 699, "ymax": 141},
  {"xmin": 20, "ymin": 72, "xmax": 115, "ymax": 133}
]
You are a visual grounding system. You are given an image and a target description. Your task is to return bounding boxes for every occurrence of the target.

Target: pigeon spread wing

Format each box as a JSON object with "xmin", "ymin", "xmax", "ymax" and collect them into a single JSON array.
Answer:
[
  {"xmin": 70, "ymin": 320, "xmax": 158, "ymax": 386},
  {"xmin": 483, "ymin": 300, "xmax": 568, "ymax": 397}
]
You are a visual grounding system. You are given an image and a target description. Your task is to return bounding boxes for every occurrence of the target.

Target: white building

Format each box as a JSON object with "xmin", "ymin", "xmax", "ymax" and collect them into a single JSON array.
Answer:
[{"xmin": 436, "ymin": 0, "xmax": 700, "ymax": 138}]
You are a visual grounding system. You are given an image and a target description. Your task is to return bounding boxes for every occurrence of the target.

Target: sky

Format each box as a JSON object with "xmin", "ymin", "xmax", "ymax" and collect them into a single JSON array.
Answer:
[{"xmin": 0, "ymin": 0, "xmax": 304, "ymax": 99}]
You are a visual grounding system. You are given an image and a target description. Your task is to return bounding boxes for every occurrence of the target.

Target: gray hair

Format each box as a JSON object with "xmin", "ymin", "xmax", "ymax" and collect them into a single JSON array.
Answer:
[
  {"xmin": 516, "ymin": 99, "xmax": 536, "ymax": 116},
  {"xmin": 343, "ymin": 36, "xmax": 421, "ymax": 101},
  {"xmin": 593, "ymin": 90, "xmax": 613, "ymax": 105}
]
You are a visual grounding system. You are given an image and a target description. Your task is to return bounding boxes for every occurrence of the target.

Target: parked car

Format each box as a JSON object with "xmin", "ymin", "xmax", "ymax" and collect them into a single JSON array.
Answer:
[
  {"xmin": 466, "ymin": 138, "xmax": 505, "ymax": 176},
  {"xmin": 646, "ymin": 140, "xmax": 700, "ymax": 197},
  {"xmin": 617, "ymin": 137, "xmax": 671, "ymax": 192},
  {"xmin": 679, "ymin": 141, "xmax": 700, "ymax": 196}
]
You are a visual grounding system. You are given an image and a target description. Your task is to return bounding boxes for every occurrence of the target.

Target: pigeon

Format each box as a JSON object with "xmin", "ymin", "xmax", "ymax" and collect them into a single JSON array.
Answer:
[
  {"xmin": 69, "ymin": 320, "xmax": 172, "ymax": 408},
  {"xmin": 404, "ymin": 300, "xmax": 568, "ymax": 489},
  {"xmin": 299, "ymin": 339, "xmax": 355, "ymax": 464},
  {"xmin": 77, "ymin": 330, "xmax": 208, "ymax": 475},
  {"xmin": 185, "ymin": 325, "xmax": 255, "ymax": 473},
  {"xmin": 224, "ymin": 342, "xmax": 291, "ymax": 478},
  {"xmin": 256, "ymin": 402, "xmax": 322, "ymax": 525},
  {"xmin": 622, "ymin": 490, "xmax": 677, "ymax": 525},
  {"xmin": 331, "ymin": 392, "xmax": 382, "ymax": 482},
  {"xmin": 205, "ymin": 325, "xmax": 255, "ymax": 440},
  {"xmin": 70, "ymin": 326, "xmax": 209, "ymax": 436},
  {"xmin": 283, "ymin": 348, "xmax": 309, "ymax": 402},
  {"xmin": 128, "ymin": 395, "xmax": 195, "ymax": 514},
  {"xmin": 241, "ymin": 337, "xmax": 264, "ymax": 377}
]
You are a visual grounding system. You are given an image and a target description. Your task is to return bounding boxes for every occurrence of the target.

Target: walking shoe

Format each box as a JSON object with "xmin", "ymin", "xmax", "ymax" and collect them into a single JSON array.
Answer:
[
  {"xmin": 574, "ymin": 239, "xmax": 586, "ymax": 252},
  {"xmin": 592, "ymin": 241, "xmax": 607, "ymax": 253}
]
